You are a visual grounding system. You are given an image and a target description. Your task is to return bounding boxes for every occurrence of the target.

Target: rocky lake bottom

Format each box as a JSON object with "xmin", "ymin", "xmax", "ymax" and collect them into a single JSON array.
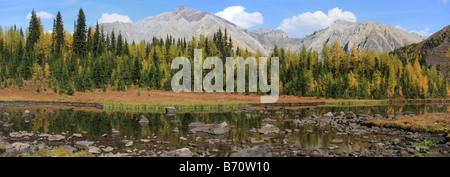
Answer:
[{"xmin": 0, "ymin": 103, "xmax": 449, "ymax": 157}]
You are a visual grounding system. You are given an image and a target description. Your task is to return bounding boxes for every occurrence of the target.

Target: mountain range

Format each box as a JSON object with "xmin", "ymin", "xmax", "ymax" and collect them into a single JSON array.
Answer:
[{"xmin": 100, "ymin": 6, "xmax": 426, "ymax": 56}]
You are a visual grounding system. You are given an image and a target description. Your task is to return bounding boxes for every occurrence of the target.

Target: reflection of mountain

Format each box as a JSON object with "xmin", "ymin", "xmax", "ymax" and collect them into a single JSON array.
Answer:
[{"xmin": 100, "ymin": 6, "xmax": 425, "ymax": 56}]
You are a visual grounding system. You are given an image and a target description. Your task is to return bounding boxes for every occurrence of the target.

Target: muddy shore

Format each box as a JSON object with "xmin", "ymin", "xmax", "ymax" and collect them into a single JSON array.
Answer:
[{"xmin": 0, "ymin": 101, "xmax": 104, "ymax": 110}]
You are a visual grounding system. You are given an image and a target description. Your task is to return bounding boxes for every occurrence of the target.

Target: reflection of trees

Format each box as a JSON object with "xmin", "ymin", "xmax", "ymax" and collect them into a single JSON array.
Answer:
[{"xmin": 3, "ymin": 104, "xmax": 448, "ymax": 148}]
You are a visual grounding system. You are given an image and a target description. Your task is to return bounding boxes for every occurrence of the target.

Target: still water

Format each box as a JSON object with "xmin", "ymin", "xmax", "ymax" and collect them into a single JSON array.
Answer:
[{"xmin": 0, "ymin": 104, "xmax": 448, "ymax": 156}]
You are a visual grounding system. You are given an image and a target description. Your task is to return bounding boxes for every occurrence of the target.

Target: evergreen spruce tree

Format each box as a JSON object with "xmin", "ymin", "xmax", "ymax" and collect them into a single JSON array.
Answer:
[
  {"xmin": 72, "ymin": 8, "xmax": 87, "ymax": 57},
  {"xmin": 92, "ymin": 58, "xmax": 103, "ymax": 88},
  {"xmin": 92, "ymin": 22, "xmax": 103, "ymax": 57},
  {"xmin": 23, "ymin": 9, "xmax": 40, "ymax": 79},
  {"xmin": 116, "ymin": 32, "xmax": 123, "ymax": 56},
  {"xmin": 53, "ymin": 11, "xmax": 65, "ymax": 58},
  {"xmin": 132, "ymin": 57, "xmax": 141, "ymax": 85},
  {"xmin": 109, "ymin": 29, "xmax": 116, "ymax": 54}
]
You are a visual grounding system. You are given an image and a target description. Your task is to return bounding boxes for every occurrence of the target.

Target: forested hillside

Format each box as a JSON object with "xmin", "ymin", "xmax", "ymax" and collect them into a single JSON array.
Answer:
[
  {"xmin": 393, "ymin": 25, "xmax": 450, "ymax": 80},
  {"xmin": 0, "ymin": 9, "xmax": 448, "ymax": 99}
]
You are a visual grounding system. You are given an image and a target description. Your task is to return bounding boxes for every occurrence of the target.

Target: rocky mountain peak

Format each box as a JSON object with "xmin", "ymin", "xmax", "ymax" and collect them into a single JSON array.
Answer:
[
  {"xmin": 333, "ymin": 19, "xmax": 357, "ymax": 25},
  {"xmin": 250, "ymin": 27, "xmax": 290, "ymax": 39},
  {"xmin": 100, "ymin": 6, "xmax": 428, "ymax": 57},
  {"xmin": 100, "ymin": 6, "xmax": 269, "ymax": 55},
  {"xmin": 173, "ymin": 6, "xmax": 199, "ymax": 15}
]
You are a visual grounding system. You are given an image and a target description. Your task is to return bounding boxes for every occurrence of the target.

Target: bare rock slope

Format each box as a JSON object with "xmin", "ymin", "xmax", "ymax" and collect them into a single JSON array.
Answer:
[
  {"xmin": 100, "ymin": 7, "xmax": 425, "ymax": 56},
  {"xmin": 100, "ymin": 6, "xmax": 269, "ymax": 55}
]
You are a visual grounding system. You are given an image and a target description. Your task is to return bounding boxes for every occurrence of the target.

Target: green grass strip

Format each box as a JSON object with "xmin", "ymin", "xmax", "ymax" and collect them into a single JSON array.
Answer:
[
  {"xmin": 325, "ymin": 100, "xmax": 389, "ymax": 106},
  {"xmin": 102, "ymin": 102, "xmax": 249, "ymax": 113}
]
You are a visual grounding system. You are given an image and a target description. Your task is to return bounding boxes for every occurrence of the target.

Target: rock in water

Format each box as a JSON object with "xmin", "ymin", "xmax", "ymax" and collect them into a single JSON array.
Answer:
[
  {"xmin": 248, "ymin": 137, "xmax": 264, "ymax": 144},
  {"xmin": 374, "ymin": 114, "xmax": 383, "ymax": 119},
  {"xmin": 125, "ymin": 141, "xmax": 134, "ymax": 147},
  {"xmin": 88, "ymin": 146, "xmax": 101, "ymax": 154},
  {"xmin": 9, "ymin": 132, "xmax": 23, "ymax": 138},
  {"xmin": 139, "ymin": 115, "xmax": 149, "ymax": 127},
  {"xmin": 172, "ymin": 127, "xmax": 179, "ymax": 133},
  {"xmin": 188, "ymin": 122, "xmax": 205, "ymax": 128},
  {"xmin": 324, "ymin": 112, "xmax": 334, "ymax": 117},
  {"xmin": 72, "ymin": 133, "xmax": 83, "ymax": 138},
  {"xmin": 262, "ymin": 118, "xmax": 276, "ymax": 123},
  {"xmin": 112, "ymin": 128, "xmax": 120, "ymax": 135},
  {"xmin": 23, "ymin": 110, "xmax": 35, "ymax": 119},
  {"xmin": 3, "ymin": 123, "xmax": 13, "ymax": 129},
  {"xmin": 242, "ymin": 106, "xmax": 252, "ymax": 112},
  {"xmin": 357, "ymin": 114, "xmax": 372, "ymax": 118},
  {"xmin": 206, "ymin": 122, "xmax": 229, "ymax": 135},
  {"xmin": 345, "ymin": 112, "xmax": 356, "ymax": 119},
  {"xmin": 48, "ymin": 134, "xmax": 65, "ymax": 141},
  {"xmin": 165, "ymin": 107, "xmax": 177, "ymax": 114},
  {"xmin": 175, "ymin": 148, "xmax": 194, "ymax": 157},
  {"xmin": 258, "ymin": 124, "xmax": 280, "ymax": 134},
  {"xmin": 12, "ymin": 142, "xmax": 30, "ymax": 149},
  {"xmin": 189, "ymin": 122, "xmax": 229, "ymax": 135},
  {"xmin": 331, "ymin": 139, "xmax": 344, "ymax": 144},
  {"xmin": 75, "ymin": 141, "xmax": 95, "ymax": 149}
]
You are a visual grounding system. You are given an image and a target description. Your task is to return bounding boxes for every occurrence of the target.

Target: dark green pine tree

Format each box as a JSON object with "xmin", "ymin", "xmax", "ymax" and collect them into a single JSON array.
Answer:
[
  {"xmin": 51, "ymin": 19, "xmax": 56, "ymax": 53},
  {"xmin": 25, "ymin": 10, "xmax": 40, "ymax": 52},
  {"xmin": 93, "ymin": 22, "xmax": 101, "ymax": 57},
  {"xmin": 116, "ymin": 32, "xmax": 123, "ymax": 56},
  {"xmin": 87, "ymin": 27, "xmax": 93, "ymax": 54},
  {"xmin": 74, "ymin": 69, "xmax": 85, "ymax": 92},
  {"xmin": 150, "ymin": 49, "xmax": 160, "ymax": 89},
  {"xmin": 109, "ymin": 29, "xmax": 116, "ymax": 54},
  {"xmin": 132, "ymin": 57, "xmax": 142, "ymax": 85},
  {"xmin": 23, "ymin": 9, "xmax": 40, "ymax": 79},
  {"xmin": 92, "ymin": 58, "xmax": 103, "ymax": 88},
  {"xmin": 52, "ymin": 11, "xmax": 65, "ymax": 58},
  {"xmin": 73, "ymin": 8, "xmax": 87, "ymax": 57},
  {"xmin": 99, "ymin": 26, "xmax": 105, "ymax": 55},
  {"xmin": 123, "ymin": 39, "xmax": 130, "ymax": 56}
]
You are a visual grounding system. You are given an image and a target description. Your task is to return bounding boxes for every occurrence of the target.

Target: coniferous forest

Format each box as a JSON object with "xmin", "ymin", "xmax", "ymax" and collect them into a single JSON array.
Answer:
[{"xmin": 0, "ymin": 9, "xmax": 448, "ymax": 99}]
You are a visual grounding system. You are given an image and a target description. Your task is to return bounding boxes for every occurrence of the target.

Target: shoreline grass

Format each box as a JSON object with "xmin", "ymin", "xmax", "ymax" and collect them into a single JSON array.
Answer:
[
  {"xmin": 18, "ymin": 147, "xmax": 91, "ymax": 157},
  {"xmin": 363, "ymin": 112, "xmax": 449, "ymax": 134},
  {"xmin": 325, "ymin": 100, "xmax": 389, "ymax": 106},
  {"xmin": 102, "ymin": 102, "xmax": 249, "ymax": 112}
]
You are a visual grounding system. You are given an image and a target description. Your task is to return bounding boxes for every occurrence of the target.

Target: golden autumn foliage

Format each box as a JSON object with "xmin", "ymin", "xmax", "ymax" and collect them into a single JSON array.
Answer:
[
  {"xmin": 365, "ymin": 113, "xmax": 449, "ymax": 133},
  {"xmin": 0, "ymin": 10, "xmax": 447, "ymax": 100}
]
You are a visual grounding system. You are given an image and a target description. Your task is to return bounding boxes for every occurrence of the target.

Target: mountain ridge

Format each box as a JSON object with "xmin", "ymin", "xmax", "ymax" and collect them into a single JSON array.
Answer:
[
  {"xmin": 100, "ymin": 6, "xmax": 426, "ymax": 56},
  {"xmin": 393, "ymin": 25, "xmax": 450, "ymax": 78},
  {"xmin": 100, "ymin": 6, "xmax": 269, "ymax": 55}
]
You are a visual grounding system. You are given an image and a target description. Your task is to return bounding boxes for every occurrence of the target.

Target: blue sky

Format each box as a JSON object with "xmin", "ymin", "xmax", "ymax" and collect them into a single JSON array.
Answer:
[{"xmin": 0, "ymin": 0, "xmax": 449, "ymax": 38}]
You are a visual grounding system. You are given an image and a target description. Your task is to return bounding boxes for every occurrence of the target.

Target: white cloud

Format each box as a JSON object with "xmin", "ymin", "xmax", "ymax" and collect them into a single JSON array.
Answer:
[
  {"xmin": 215, "ymin": 6, "xmax": 263, "ymax": 29},
  {"xmin": 98, "ymin": 13, "xmax": 132, "ymax": 24},
  {"xmin": 277, "ymin": 7, "xmax": 357, "ymax": 38},
  {"xmin": 410, "ymin": 27, "xmax": 432, "ymax": 37},
  {"xmin": 442, "ymin": 0, "xmax": 448, "ymax": 4},
  {"xmin": 395, "ymin": 25, "xmax": 432, "ymax": 37},
  {"xmin": 26, "ymin": 11, "xmax": 54, "ymax": 20}
]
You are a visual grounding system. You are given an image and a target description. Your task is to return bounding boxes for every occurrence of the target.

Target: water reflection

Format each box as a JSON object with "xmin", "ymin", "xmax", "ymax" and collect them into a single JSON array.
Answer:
[{"xmin": 0, "ymin": 104, "xmax": 448, "ymax": 156}]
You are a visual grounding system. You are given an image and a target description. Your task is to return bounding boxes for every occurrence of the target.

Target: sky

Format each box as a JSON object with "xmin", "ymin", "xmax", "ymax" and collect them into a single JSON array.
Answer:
[{"xmin": 0, "ymin": 0, "xmax": 449, "ymax": 38}]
